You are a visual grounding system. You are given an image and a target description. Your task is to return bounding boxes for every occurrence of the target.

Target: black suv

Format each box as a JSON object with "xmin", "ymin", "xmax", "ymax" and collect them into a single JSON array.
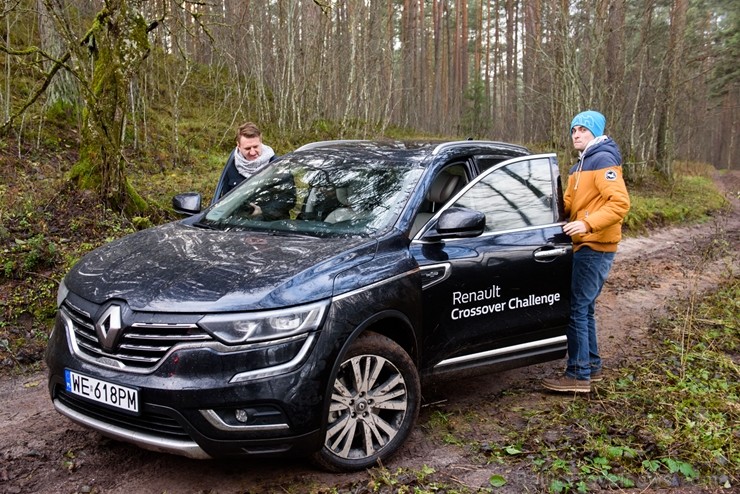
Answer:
[{"xmin": 46, "ymin": 140, "xmax": 572, "ymax": 472}]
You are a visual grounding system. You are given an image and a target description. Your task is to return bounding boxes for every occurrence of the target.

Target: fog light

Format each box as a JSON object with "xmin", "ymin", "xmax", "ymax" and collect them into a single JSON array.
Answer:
[
  {"xmin": 202, "ymin": 406, "xmax": 289, "ymax": 430},
  {"xmin": 235, "ymin": 408, "xmax": 250, "ymax": 423}
]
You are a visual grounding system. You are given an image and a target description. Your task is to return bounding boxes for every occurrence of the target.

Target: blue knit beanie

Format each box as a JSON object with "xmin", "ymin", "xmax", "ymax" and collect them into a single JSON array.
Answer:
[{"xmin": 570, "ymin": 110, "xmax": 606, "ymax": 138}]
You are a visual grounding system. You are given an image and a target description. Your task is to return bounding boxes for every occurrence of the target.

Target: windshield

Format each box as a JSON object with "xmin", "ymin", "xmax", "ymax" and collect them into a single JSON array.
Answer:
[{"xmin": 198, "ymin": 154, "xmax": 423, "ymax": 237}]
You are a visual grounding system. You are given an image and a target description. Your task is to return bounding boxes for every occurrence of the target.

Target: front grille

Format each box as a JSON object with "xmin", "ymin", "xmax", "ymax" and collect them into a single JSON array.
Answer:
[
  {"xmin": 61, "ymin": 300, "xmax": 213, "ymax": 371},
  {"xmin": 56, "ymin": 387, "xmax": 189, "ymax": 440}
]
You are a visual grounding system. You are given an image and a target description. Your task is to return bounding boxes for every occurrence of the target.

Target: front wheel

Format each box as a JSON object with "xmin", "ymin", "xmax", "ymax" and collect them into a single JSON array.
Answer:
[{"xmin": 312, "ymin": 332, "xmax": 420, "ymax": 472}]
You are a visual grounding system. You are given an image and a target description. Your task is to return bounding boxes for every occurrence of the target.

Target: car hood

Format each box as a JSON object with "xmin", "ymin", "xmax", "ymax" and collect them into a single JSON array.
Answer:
[{"xmin": 65, "ymin": 222, "xmax": 376, "ymax": 312}]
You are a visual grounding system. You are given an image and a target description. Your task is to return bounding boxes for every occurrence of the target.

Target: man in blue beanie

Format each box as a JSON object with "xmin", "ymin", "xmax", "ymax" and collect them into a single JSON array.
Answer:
[
  {"xmin": 543, "ymin": 110, "xmax": 630, "ymax": 393},
  {"xmin": 569, "ymin": 110, "xmax": 606, "ymax": 139}
]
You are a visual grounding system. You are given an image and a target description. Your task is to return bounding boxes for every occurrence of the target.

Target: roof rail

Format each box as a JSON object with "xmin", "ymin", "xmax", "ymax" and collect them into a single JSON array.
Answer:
[
  {"xmin": 295, "ymin": 140, "xmax": 367, "ymax": 152},
  {"xmin": 431, "ymin": 140, "xmax": 530, "ymax": 156}
]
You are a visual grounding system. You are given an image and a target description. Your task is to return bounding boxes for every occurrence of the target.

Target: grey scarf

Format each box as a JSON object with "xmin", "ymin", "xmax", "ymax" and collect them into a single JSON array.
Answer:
[{"xmin": 234, "ymin": 144, "xmax": 275, "ymax": 179}]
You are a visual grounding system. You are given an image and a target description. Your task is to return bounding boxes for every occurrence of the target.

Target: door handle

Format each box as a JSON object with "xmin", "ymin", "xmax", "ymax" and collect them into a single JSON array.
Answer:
[{"xmin": 534, "ymin": 247, "xmax": 570, "ymax": 260}]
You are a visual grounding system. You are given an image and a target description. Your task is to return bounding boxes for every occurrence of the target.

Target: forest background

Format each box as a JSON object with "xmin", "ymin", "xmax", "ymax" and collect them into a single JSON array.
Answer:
[
  {"xmin": 3, "ymin": 0, "xmax": 738, "ymax": 195},
  {"xmin": 0, "ymin": 0, "xmax": 738, "ymax": 367}
]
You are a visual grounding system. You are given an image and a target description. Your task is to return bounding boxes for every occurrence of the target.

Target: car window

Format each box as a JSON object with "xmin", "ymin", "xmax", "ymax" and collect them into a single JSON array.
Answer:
[
  {"xmin": 476, "ymin": 155, "xmax": 517, "ymax": 172},
  {"xmin": 199, "ymin": 156, "xmax": 423, "ymax": 237},
  {"xmin": 452, "ymin": 157, "xmax": 555, "ymax": 232}
]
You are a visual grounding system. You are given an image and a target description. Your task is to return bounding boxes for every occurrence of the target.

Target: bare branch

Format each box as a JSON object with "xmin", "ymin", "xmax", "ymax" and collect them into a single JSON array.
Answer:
[
  {"xmin": 1, "ymin": 51, "xmax": 71, "ymax": 136},
  {"xmin": 0, "ymin": 43, "xmax": 59, "ymax": 61},
  {"xmin": 0, "ymin": 0, "xmax": 23, "ymax": 18},
  {"xmin": 312, "ymin": 0, "xmax": 332, "ymax": 16}
]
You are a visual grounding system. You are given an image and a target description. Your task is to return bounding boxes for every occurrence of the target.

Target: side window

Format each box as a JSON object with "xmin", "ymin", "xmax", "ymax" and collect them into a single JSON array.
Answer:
[
  {"xmin": 476, "ymin": 155, "xmax": 513, "ymax": 172},
  {"xmin": 452, "ymin": 158, "xmax": 555, "ymax": 232}
]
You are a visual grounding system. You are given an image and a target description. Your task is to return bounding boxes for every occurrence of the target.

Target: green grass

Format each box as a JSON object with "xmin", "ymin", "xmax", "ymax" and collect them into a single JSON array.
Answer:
[
  {"xmin": 624, "ymin": 175, "xmax": 729, "ymax": 234},
  {"xmin": 130, "ymin": 150, "xmax": 223, "ymax": 210}
]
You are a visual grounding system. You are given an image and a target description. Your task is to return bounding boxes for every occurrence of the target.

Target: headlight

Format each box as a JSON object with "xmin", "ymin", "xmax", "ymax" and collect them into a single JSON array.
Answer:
[
  {"xmin": 56, "ymin": 278, "xmax": 69, "ymax": 308},
  {"xmin": 198, "ymin": 300, "xmax": 328, "ymax": 344}
]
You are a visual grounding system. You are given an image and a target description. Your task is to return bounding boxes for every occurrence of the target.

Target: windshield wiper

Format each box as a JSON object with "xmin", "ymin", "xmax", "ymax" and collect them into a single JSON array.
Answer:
[{"xmin": 192, "ymin": 221, "xmax": 220, "ymax": 230}]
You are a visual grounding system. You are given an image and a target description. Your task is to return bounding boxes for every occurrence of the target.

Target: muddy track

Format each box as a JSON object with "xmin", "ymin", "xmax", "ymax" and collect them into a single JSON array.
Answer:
[{"xmin": 1, "ymin": 172, "xmax": 737, "ymax": 494}]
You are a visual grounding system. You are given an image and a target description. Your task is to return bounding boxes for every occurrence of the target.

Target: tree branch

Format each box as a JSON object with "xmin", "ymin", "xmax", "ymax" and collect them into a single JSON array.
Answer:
[
  {"xmin": 0, "ymin": 51, "xmax": 71, "ymax": 136},
  {"xmin": 312, "ymin": 0, "xmax": 332, "ymax": 16},
  {"xmin": 313, "ymin": 0, "xmax": 331, "ymax": 16}
]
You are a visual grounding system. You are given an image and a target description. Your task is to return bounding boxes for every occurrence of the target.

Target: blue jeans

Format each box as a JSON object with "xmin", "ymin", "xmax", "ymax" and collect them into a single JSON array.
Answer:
[{"xmin": 566, "ymin": 247, "xmax": 615, "ymax": 380}]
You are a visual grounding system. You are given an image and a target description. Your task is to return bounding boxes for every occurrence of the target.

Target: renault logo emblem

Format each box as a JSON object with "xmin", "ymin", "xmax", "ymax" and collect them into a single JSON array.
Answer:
[{"xmin": 95, "ymin": 304, "xmax": 123, "ymax": 352}]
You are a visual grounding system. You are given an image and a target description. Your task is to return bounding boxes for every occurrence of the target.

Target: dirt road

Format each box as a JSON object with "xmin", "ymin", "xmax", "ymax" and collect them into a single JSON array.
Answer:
[{"xmin": 2, "ymin": 174, "xmax": 737, "ymax": 494}]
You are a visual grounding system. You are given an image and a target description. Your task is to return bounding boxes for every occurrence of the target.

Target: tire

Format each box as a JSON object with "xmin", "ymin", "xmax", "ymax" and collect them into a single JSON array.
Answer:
[{"xmin": 312, "ymin": 332, "xmax": 420, "ymax": 472}]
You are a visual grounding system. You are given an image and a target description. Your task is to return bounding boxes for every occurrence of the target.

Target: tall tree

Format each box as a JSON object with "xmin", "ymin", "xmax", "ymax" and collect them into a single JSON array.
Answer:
[
  {"xmin": 706, "ymin": 0, "xmax": 739, "ymax": 169},
  {"xmin": 522, "ymin": 0, "xmax": 543, "ymax": 137},
  {"xmin": 37, "ymin": 0, "xmax": 77, "ymax": 112},
  {"xmin": 655, "ymin": 0, "xmax": 688, "ymax": 178},
  {"xmin": 504, "ymin": 0, "xmax": 516, "ymax": 139},
  {"xmin": 69, "ymin": 0, "xmax": 154, "ymax": 213},
  {"xmin": 604, "ymin": 0, "xmax": 626, "ymax": 137}
]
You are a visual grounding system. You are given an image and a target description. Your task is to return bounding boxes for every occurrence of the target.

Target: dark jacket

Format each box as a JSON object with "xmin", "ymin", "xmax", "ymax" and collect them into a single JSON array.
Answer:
[{"xmin": 212, "ymin": 149, "xmax": 279, "ymax": 205}]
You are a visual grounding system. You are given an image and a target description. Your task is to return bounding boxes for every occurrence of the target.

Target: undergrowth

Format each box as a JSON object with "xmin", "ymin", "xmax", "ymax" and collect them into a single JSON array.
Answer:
[
  {"xmin": 527, "ymin": 276, "xmax": 738, "ymax": 492},
  {"xmin": 624, "ymin": 174, "xmax": 729, "ymax": 234}
]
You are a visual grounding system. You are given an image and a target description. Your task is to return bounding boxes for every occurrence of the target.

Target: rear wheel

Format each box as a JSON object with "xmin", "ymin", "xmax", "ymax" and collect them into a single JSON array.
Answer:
[{"xmin": 312, "ymin": 332, "xmax": 420, "ymax": 472}]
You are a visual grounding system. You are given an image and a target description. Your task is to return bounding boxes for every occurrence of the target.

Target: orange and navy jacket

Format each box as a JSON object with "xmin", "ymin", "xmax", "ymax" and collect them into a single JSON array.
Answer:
[{"xmin": 564, "ymin": 136, "xmax": 630, "ymax": 253}]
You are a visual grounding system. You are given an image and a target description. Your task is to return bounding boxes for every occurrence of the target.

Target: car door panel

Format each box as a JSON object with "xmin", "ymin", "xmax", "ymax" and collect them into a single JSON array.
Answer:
[{"xmin": 411, "ymin": 154, "xmax": 571, "ymax": 371}]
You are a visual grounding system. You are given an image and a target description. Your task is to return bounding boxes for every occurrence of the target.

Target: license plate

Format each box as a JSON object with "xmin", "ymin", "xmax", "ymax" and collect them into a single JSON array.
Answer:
[{"xmin": 65, "ymin": 369, "xmax": 139, "ymax": 414}]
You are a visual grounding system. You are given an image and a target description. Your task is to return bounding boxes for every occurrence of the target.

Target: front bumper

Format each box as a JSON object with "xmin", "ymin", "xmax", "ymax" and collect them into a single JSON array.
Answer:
[
  {"xmin": 52, "ymin": 396, "xmax": 211, "ymax": 459},
  {"xmin": 45, "ymin": 312, "xmax": 334, "ymax": 459}
]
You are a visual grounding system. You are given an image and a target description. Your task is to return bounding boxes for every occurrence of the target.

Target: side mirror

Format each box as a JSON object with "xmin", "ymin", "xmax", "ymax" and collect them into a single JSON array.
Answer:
[
  {"xmin": 422, "ymin": 206, "xmax": 485, "ymax": 241},
  {"xmin": 172, "ymin": 192, "xmax": 202, "ymax": 216}
]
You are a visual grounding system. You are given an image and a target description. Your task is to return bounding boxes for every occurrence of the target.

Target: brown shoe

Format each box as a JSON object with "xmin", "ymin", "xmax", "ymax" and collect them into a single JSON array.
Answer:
[
  {"xmin": 590, "ymin": 369, "xmax": 603, "ymax": 382},
  {"xmin": 542, "ymin": 376, "xmax": 591, "ymax": 393}
]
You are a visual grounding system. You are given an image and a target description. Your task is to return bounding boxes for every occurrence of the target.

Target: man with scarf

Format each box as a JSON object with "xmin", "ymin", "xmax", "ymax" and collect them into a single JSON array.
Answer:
[
  {"xmin": 543, "ymin": 110, "xmax": 630, "ymax": 394},
  {"xmin": 213, "ymin": 122, "xmax": 277, "ymax": 202}
]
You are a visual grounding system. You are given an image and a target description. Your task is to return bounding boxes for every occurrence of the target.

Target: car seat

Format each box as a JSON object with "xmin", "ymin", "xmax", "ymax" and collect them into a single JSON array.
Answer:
[
  {"xmin": 410, "ymin": 172, "xmax": 462, "ymax": 236},
  {"xmin": 323, "ymin": 186, "xmax": 356, "ymax": 223}
]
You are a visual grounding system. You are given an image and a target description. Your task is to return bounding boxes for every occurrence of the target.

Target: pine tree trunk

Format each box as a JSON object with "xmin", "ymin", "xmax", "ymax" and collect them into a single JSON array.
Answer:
[{"xmin": 655, "ymin": 0, "xmax": 688, "ymax": 179}]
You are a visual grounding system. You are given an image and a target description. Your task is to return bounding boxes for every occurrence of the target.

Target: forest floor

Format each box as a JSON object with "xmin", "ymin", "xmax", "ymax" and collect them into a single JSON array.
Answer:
[{"xmin": 0, "ymin": 171, "xmax": 738, "ymax": 494}]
